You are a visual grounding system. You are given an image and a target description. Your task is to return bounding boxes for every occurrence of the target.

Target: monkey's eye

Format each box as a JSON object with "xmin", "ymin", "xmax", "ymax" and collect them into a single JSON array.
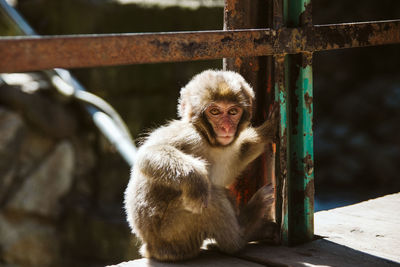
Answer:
[
  {"xmin": 228, "ymin": 108, "xmax": 239, "ymax": 115},
  {"xmin": 209, "ymin": 108, "xmax": 221, "ymax": 115}
]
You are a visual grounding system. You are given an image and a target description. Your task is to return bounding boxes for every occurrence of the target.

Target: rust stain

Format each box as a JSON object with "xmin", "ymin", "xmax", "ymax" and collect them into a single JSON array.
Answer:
[
  {"xmin": 368, "ymin": 22, "xmax": 400, "ymax": 45},
  {"xmin": 304, "ymin": 91, "xmax": 312, "ymax": 114},
  {"xmin": 301, "ymin": 51, "xmax": 313, "ymax": 68},
  {"xmin": 224, "ymin": 0, "xmax": 246, "ymax": 30},
  {"xmin": 279, "ymin": 129, "xmax": 288, "ymax": 178},
  {"xmin": 234, "ymin": 57, "xmax": 243, "ymax": 69},
  {"xmin": 300, "ymin": 2, "xmax": 313, "ymax": 26},
  {"xmin": 302, "ymin": 152, "xmax": 314, "ymax": 177},
  {"xmin": 288, "ymin": 54, "xmax": 301, "ymax": 135},
  {"xmin": 305, "ymin": 179, "xmax": 315, "ymax": 200},
  {"xmin": 274, "ymin": 55, "xmax": 286, "ymax": 93}
]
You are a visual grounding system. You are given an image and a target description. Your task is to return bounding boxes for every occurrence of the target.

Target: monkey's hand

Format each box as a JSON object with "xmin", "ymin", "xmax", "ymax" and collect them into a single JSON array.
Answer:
[
  {"xmin": 248, "ymin": 184, "xmax": 275, "ymax": 220},
  {"xmin": 182, "ymin": 170, "xmax": 210, "ymax": 214},
  {"xmin": 239, "ymin": 184, "xmax": 276, "ymax": 242}
]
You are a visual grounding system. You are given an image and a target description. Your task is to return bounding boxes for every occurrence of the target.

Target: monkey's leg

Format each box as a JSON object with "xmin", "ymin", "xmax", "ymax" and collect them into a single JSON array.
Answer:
[
  {"xmin": 204, "ymin": 186, "xmax": 247, "ymax": 254},
  {"xmin": 143, "ymin": 238, "xmax": 203, "ymax": 262},
  {"xmin": 141, "ymin": 201, "xmax": 206, "ymax": 262}
]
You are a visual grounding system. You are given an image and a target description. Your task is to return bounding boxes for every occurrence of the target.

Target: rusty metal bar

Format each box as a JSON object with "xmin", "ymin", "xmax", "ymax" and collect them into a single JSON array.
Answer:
[
  {"xmin": 1, "ymin": 20, "xmax": 400, "ymax": 72},
  {"xmin": 312, "ymin": 20, "xmax": 400, "ymax": 51},
  {"xmin": 1, "ymin": 30, "xmax": 277, "ymax": 73},
  {"xmin": 282, "ymin": 0, "xmax": 314, "ymax": 246},
  {"xmin": 274, "ymin": 54, "xmax": 289, "ymax": 243},
  {"xmin": 272, "ymin": 0, "xmax": 287, "ymax": 244},
  {"xmin": 224, "ymin": 0, "xmax": 259, "ymax": 207},
  {"xmin": 224, "ymin": 0, "xmax": 276, "ymax": 209}
]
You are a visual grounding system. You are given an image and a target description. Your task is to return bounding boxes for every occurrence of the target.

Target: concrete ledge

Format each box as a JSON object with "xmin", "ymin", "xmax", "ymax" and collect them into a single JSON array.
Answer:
[{"xmin": 109, "ymin": 193, "xmax": 400, "ymax": 266}]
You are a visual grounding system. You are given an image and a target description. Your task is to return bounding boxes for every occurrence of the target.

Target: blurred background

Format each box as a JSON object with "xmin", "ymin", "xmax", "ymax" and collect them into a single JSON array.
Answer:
[{"xmin": 0, "ymin": 0, "xmax": 399, "ymax": 266}]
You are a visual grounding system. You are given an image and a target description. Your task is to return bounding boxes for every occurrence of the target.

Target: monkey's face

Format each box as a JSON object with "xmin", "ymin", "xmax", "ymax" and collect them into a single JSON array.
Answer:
[
  {"xmin": 204, "ymin": 101, "xmax": 243, "ymax": 146},
  {"xmin": 178, "ymin": 70, "xmax": 255, "ymax": 146}
]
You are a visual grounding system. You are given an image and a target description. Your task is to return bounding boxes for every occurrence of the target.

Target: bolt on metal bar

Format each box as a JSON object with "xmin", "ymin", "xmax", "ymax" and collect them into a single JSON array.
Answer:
[
  {"xmin": 0, "ymin": 0, "xmax": 137, "ymax": 166},
  {"xmin": 1, "ymin": 19, "xmax": 400, "ymax": 73}
]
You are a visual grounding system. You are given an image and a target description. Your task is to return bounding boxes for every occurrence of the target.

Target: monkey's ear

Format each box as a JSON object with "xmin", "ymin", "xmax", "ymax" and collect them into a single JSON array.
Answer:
[
  {"xmin": 240, "ymin": 82, "xmax": 255, "ymax": 120},
  {"xmin": 177, "ymin": 87, "xmax": 192, "ymax": 122}
]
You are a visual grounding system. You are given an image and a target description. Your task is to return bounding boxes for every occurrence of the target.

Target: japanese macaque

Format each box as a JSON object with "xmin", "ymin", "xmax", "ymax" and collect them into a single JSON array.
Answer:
[{"xmin": 124, "ymin": 69, "xmax": 278, "ymax": 261}]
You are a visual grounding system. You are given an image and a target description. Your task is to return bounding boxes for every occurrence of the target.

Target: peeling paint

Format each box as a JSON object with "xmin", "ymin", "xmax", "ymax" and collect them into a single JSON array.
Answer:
[{"xmin": 303, "ymin": 152, "xmax": 314, "ymax": 177}]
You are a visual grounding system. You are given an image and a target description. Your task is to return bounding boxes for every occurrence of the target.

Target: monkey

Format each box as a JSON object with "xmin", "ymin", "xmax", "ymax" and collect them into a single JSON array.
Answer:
[{"xmin": 124, "ymin": 69, "xmax": 278, "ymax": 262}]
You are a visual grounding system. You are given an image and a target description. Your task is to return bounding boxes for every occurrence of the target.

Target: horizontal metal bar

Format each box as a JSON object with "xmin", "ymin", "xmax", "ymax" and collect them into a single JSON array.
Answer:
[
  {"xmin": 0, "ymin": 30, "xmax": 275, "ymax": 72},
  {"xmin": 312, "ymin": 20, "xmax": 400, "ymax": 51},
  {"xmin": 1, "ymin": 20, "xmax": 399, "ymax": 72}
]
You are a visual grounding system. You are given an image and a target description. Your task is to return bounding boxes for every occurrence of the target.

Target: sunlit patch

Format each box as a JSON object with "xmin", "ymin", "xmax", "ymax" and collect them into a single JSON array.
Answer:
[
  {"xmin": 5, "ymin": 0, "xmax": 17, "ymax": 6},
  {"xmin": 114, "ymin": 0, "xmax": 223, "ymax": 9},
  {"xmin": 217, "ymin": 82, "xmax": 231, "ymax": 96},
  {"xmin": 1, "ymin": 73, "xmax": 46, "ymax": 93}
]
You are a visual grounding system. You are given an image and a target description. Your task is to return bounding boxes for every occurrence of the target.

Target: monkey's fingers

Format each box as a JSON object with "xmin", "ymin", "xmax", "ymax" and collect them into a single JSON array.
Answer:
[
  {"xmin": 267, "ymin": 103, "xmax": 279, "ymax": 143},
  {"xmin": 247, "ymin": 184, "xmax": 274, "ymax": 209},
  {"xmin": 267, "ymin": 102, "xmax": 279, "ymax": 121},
  {"xmin": 260, "ymin": 183, "xmax": 274, "ymax": 195}
]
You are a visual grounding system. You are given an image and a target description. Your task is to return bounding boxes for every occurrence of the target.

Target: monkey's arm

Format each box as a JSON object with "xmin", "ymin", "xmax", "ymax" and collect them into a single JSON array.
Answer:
[
  {"xmin": 258, "ymin": 103, "xmax": 279, "ymax": 141},
  {"xmin": 135, "ymin": 144, "xmax": 210, "ymax": 213},
  {"xmin": 236, "ymin": 105, "xmax": 278, "ymax": 168}
]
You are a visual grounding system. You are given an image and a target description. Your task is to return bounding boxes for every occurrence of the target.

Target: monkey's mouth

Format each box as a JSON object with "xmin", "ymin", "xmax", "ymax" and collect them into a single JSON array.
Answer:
[{"xmin": 217, "ymin": 135, "xmax": 234, "ymax": 145}]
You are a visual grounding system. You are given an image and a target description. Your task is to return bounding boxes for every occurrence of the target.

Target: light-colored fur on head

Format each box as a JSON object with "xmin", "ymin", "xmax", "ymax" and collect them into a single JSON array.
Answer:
[{"xmin": 178, "ymin": 70, "xmax": 255, "ymax": 122}]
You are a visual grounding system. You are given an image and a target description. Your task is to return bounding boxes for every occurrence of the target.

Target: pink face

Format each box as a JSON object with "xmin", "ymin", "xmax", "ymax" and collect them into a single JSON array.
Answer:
[{"xmin": 205, "ymin": 102, "xmax": 244, "ymax": 146}]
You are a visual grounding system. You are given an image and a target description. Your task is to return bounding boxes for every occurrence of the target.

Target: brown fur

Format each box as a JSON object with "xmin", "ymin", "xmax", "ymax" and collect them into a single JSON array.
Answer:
[{"xmin": 124, "ymin": 70, "xmax": 278, "ymax": 261}]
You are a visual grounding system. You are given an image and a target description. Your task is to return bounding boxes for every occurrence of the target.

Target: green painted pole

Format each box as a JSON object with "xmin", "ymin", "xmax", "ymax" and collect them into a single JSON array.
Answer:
[{"xmin": 278, "ymin": 0, "xmax": 314, "ymax": 245}]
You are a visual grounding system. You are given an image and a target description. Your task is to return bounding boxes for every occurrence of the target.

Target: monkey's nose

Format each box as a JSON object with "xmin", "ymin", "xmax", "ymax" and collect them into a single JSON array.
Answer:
[{"xmin": 220, "ymin": 124, "xmax": 231, "ymax": 133}]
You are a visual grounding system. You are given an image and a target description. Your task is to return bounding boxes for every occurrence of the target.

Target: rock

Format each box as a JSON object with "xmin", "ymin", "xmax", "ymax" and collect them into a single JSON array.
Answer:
[
  {"xmin": 6, "ymin": 141, "xmax": 74, "ymax": 217},
  {"xmin": 17, "ymin": 128, "xmax": 56, "ymax": 179},
  {"xmin": 0, "ymin": 108, "xmax": 24, "ymax": 205},
  {"xmin": 0, "ymin": 214, "xmax": 60, "ymax": 266},
  {"xmin": 0, "ymin": 84, "xmax": 78, "ymax": 139},
  {"xmin": 61, "ymin": 208, "xmax": 141, "ymax": 264},
  {"xmin": 0, "ymin": 107, "xmax": 24, "ymax": 152}
]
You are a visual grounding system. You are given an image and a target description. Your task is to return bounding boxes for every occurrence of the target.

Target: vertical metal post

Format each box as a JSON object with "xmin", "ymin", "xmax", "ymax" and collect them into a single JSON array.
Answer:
[
  {"xmin": 278, "ymin": 0, "xmax": 314, "ymax": 245},
  {"xmin": 274, "ymin": 53, "xmax": 289, "ymax": 242},
  {"xmin": 224, "ymin": 0, "xmax": 275, "ymax": 207}
]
